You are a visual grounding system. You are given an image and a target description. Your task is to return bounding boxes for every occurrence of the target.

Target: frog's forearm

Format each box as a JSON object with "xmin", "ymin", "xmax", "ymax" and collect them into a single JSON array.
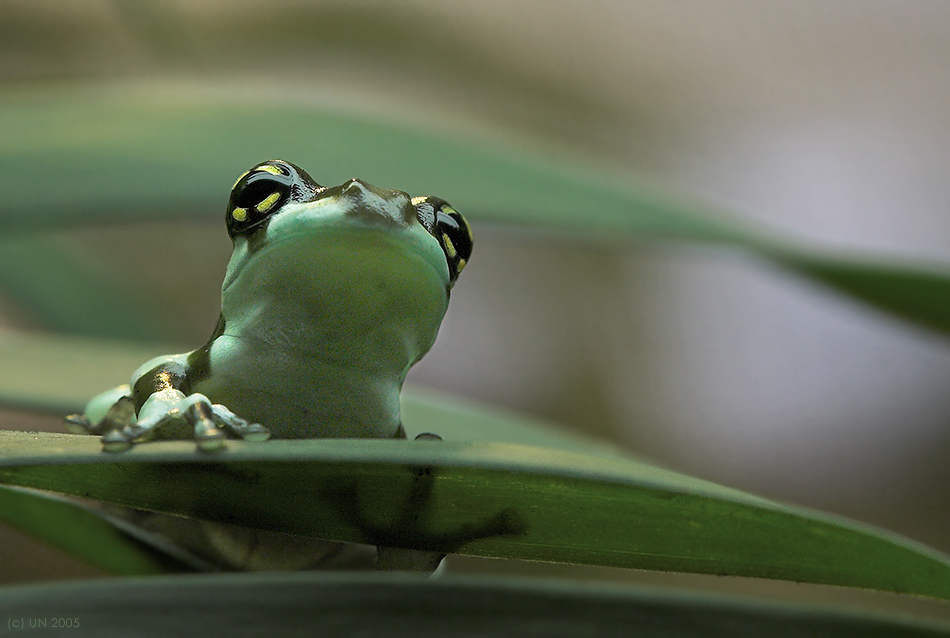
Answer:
[{"xmin": 131, "ymin": 358, "xmax": 193, "ymax": 413}]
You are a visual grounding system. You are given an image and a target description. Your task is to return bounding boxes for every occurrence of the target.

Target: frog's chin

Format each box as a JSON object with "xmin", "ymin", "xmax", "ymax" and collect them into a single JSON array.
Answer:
[{"xmin": 221, "ymin": 224, "xmax": 450, "ymax": 351}]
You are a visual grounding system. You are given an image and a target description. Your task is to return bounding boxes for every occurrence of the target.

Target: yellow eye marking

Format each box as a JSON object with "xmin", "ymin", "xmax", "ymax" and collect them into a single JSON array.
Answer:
[
  {"xmin": 456, "ymin": 258, "xmax": 467, "ymax": 274},
  {"xmin": 232, "ymin": 207, "xmax": 248, "ymax": 222},
  {"xmin": 442, "ymin": 205, "xmax": 472, "ymax": 240},
  {"xmin": 442, "ymin": 234, "xmax": 457, "ymax": 259},
  {"xmin": 411, "ymin": 196, "xmax": 426, "ymax": 206},
  {"xmin": 255, "ymin": 164, "xmax": 283, "ymax": 176},
  {"xmin": 231, "ymin": 170, "xmax": 250, "ymax": 191},
  {"xmin": 256, "ymin": 191, "xmax": 281, "ymax": 214}
]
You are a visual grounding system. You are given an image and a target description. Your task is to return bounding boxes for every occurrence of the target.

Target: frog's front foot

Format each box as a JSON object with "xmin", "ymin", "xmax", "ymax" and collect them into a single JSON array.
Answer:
[{"xmin": 66, "ymin": 388, "xmax": 270, "ymax": 453}]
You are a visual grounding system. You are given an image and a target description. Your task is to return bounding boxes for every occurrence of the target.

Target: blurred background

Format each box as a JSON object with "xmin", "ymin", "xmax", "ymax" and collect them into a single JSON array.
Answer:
[{"xmin": 2, "ymin": 0, "xmax": 950, "ymax": 577}]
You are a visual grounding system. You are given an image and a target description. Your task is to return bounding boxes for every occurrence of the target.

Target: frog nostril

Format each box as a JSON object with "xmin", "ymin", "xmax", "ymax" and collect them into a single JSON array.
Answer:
[
  {"xmin": 343, "ymin": 179, "xmax": 382, "ymax": 198},
  {"xmin": 342, "ymin": 180, "xmax": 410, "ymax": 205}
]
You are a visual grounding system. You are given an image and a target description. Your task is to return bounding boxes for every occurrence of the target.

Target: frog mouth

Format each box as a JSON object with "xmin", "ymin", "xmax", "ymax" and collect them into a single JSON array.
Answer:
[{"xmin": 222, "ymin": 204, "xmax": 452, "ymax": 297}]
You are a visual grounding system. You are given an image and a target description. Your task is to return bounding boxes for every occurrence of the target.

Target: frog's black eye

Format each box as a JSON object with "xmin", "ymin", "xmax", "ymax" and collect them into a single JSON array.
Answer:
[
  {"xmin": 412, "ymin": 196, "xmax": 473, "ymax": 286},
  {"xmin": 227, "ymin": 160, "xmax": 322, "ymax": 238},
  {"xmin": 227, "ymin": 162, "xmax": 293, "ymax": 238}
]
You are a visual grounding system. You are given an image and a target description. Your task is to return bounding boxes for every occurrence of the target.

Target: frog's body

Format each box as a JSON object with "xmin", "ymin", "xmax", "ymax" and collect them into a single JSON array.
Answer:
[{"xmin": 68, "ymin": 160, "xmax": 471, "ymax": 452}]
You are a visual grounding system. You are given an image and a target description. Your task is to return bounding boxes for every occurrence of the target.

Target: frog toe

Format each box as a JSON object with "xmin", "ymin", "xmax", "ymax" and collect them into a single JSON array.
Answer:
[
  {"xmin": 63, "ymin": 414, "xmax": 95, "ymax": 435},
  {"xmin": 208, "ymin": 403, "xmax": 271, "ymax": 442},
  {"xmin": 96, "ymin": 394, "xmax": 188, "ymax": 452},
  {"xmin": 66, "ymin": 388, "xmax": 136, "ymax": 438},
  {"xmin": 101, "ymin": 429, "xmax": 135, "ymax": 453},
  {"xmin": 194, "ymin": 425, "xmax": 226, "ymax": 452},
  {"xmin": 188, "ymin": 400, "xmax": 227, "ymax": 453},
  {"xmin": 237, "ymin": 423, "xmax": 271, "ymax": 442},
  {"xmin": 98, "ymin": 418, "xmax": 167, "ymax": 452}
]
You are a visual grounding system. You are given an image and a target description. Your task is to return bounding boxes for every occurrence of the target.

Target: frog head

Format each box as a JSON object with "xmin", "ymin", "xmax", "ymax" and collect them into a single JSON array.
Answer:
[{"xmin": 219, "ymin": 160, "xmax": 473, "ymax": 372}]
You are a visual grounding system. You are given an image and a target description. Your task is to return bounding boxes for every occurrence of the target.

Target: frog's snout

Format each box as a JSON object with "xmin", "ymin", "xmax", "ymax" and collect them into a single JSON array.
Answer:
[
  {"xmin": 340, "ymin": 179, "xmax": 417, "ymax": 227},
  {"xmin": 342, "ymin": 178, "xmax": 389, "ymax": 199}
]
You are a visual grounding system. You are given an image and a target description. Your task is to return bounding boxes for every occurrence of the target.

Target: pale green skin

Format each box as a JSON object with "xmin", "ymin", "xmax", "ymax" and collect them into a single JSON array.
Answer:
[{"xmin": 77, "ymin": 179, "xmax": 453, "ymax": 450}]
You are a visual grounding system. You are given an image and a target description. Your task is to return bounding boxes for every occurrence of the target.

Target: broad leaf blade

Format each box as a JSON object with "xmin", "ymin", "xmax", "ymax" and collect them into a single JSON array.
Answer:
[
  {"xmin": 0, "ymin": 485, "xmax": 191, "ymax": 575},
  {"xmin": 3, "ymin": 84, "xmax": 950, "ymax": 336},
  {"xmin": 0, "ymin": 431, "xmax": 948, "ymax": 600},
  {"xmin": 1, "ymin": 334, "xmax": 948, "ymax": 597},
  {"xmin": 1, "ymin": 572, "xmax": 948, "ymax": 637}
]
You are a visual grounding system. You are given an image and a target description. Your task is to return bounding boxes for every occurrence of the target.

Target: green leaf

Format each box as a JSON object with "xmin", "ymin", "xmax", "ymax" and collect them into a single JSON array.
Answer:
[
  {"xmin": 0, "ymin": 485, "xmax": 195, "ymax": 576},
  {"xmin": 773, "ymin": 249, "xmax": 950, "ymax": 337},
  {"xmin": 2, "ymin": 83, "xmax": 950, "ymax": 336},
  {"xmin": 2, "ymin": 572, "xmax": 949, "ymax": 637},
  {"xmin": 1, "ymin": 333, "xmax": 948, "ymax": 598},
  {"xmin": 0, "ymin": 236, "xmax": 166, "ymax": 342},
  {"xmin": 0, "ymin": 84, "xmax": 730, "ymax": 240},
  {"xmin": 0, "ymin": 333, "xmax": 166, "ymax": 414},
  {"xmin": 401, "ymin": 387, "xmax": 635, "ymax": 458},
  {"xmin": 0, "ymin": 430, "xmax": 948, "ymax": 600}
]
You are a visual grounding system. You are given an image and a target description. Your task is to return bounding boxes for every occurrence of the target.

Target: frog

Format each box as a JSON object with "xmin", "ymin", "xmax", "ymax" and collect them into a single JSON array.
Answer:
[
  {"xmin": 66, "ymin": 159, "xmax": 472, "ymax": 453},
  {"xmin": 62, "ymin": 159, "xmax": 472, "ymax": 573}
]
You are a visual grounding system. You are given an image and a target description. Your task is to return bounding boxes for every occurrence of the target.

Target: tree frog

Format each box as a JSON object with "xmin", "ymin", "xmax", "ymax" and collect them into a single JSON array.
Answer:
[{"xmin": 66, "ymin": 159, "xmax": 472, "ymax": 453}]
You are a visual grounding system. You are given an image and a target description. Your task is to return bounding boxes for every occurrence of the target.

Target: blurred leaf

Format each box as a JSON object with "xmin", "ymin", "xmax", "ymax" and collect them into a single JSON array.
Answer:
[
  {"xmin": 0, "ymin": 333, "xmax": 165, "ymax": 414},
  {"xmin": 2, "ymin": 84, "xmax": 950, "ymax": 336},
  {"xmin": 0, "ymin": 84, "xmax": 730, "ymax": 239},
  {"xmin": 401, "ymin": 387, "xmax": 634, "ymax": 458},
  {"xmin": 774, "ymin": 250, "xmax": 950, "ymax": 337},
  {"xmin": 0, "ymin": 485, "xmax": 198, "ymax": 575},
  {"xmin": 2, "ymin": 572, "xmax": 949, "ymax": 637},
  {"xmin": 0, "ymin": 431, "xmax": 949, "ymax": 600},
  {"xmin": 0, "ymin": 236, "xmax": 165, "ymax": 341}
]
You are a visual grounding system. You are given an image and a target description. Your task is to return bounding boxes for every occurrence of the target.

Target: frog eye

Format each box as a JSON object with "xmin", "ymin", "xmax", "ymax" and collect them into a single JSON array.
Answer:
[
  {"xmin": 226, "ymin": 161, "xmax": 296, "ymax": 238},
  {"xmin": 412, "ymin": 196, "xmax": 473, "ymax": 286}
]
